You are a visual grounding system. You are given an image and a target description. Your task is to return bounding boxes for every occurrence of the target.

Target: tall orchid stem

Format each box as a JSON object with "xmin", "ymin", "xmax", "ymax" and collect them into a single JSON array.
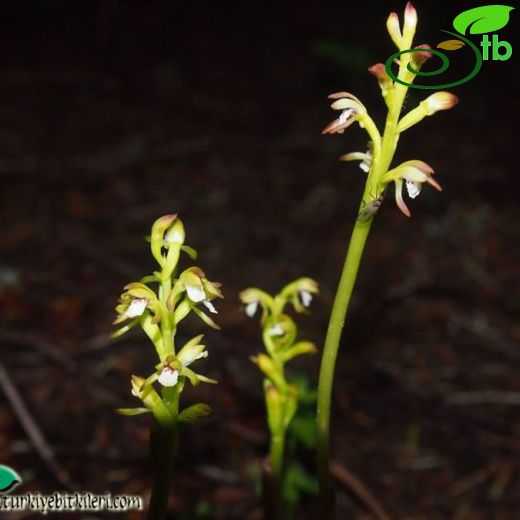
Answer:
[{"xmin": 316, "ymin": 79, "xmax": 409, "ymax": 510}]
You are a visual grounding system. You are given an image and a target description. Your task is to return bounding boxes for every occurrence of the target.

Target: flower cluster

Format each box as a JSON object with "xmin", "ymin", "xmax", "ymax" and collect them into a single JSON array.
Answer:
[
  {"xmin": 322, "ymin": 2, "xmax": 459, "ymax": 218},
  {"xmin": 240, "ymin": 279, "xmax": 318, "ymax": 459},
  {"xmin": 115, "ymin": 215, "xmax": 221, "ymax": 425}
]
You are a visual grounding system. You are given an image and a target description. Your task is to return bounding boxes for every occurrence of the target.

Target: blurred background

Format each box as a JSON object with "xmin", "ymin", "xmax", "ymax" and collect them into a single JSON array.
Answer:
[{"xmin": 0, "ymin": 0, "xmax": 518, "ymax": 518}]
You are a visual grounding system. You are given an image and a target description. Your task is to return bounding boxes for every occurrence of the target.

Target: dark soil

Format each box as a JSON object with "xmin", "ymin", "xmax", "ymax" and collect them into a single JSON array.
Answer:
[{"xmin": 0, "ymin": 1, "xmax": 519, "ymax": 518}]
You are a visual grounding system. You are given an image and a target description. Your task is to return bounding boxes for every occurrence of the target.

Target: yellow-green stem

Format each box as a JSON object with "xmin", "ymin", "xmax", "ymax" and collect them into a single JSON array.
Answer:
[
  {"xmin": 148, "ymin": 275, "xmax": 180, "ymax": 519},
  {"xmin": 316, "ymin": 219, "xmax": 372, "ymax": 506},
  {"xmin": 316, "ymin": 79, "xmax": 408, "ymax": 511}
]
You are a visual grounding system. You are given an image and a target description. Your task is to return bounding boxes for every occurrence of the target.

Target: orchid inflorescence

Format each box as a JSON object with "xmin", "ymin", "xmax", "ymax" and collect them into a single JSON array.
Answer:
[
  {"xmin": 114, "ymin": 214, "xmax": 222, "ymax": 427},
  {"xmin": 240, "ymin": 278, "xmax": 319, "ymax": 491},
  {"xmin": 322, "ymin": 1, "xmax": 458, "ymax": 219}
]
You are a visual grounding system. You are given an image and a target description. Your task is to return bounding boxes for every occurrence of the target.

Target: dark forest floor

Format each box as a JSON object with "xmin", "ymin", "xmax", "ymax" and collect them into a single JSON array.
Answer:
[{"xmin": 0, "ymin": 2, "xmax": 519, "ymax": 518}]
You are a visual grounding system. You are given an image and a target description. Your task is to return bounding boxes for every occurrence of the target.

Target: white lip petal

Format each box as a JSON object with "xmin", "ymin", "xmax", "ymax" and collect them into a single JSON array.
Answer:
[
  {"xmin": 202, "ymin": 300, "xmax": 218, "ymax": 314},
  {"xmin": 158, "ymin": 367, "xmax": 179, "ymax": 387},
  {"xmin": 359, "ymin": 161, "xmax": 370, "ymax": 173},
  {"xmin": 245, "ymin": 301, "xmax": 258, "ymax": 317},
  {"xmin": 338, "ymin": 109, "xmax": 353, "ymax": 125},
  {"xmin": 405, "ymin": 180, "xmax": 421, "ymax": 199},
  {"xmin": 268, "ymin": 323, "xmax": 285, "ymax": 336},
  {"xmin": 125, "ymin": 298, "xmax": 147, "ymax": 318},
  {"xmin": 300, "ymin": 290, "xmax": 313, "ymax": 307},
  {"xmin": 185, "ymin": 283, "xmax": 206, "ymax": 303},
  {"xmin": 164, "ymin": 229, "xmax": 183, "ymax": 245}
]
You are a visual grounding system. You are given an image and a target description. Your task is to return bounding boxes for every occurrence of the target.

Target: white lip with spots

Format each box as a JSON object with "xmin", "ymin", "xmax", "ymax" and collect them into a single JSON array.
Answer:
[{"xmin": 158, "ymin": 367, "xmax": 179, "ymax": 387}]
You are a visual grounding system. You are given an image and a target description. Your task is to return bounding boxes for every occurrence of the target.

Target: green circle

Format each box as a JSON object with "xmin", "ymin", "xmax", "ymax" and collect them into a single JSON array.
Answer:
[
  {"xmin": 384, "ymin": 30, "xmax": 483, "ymax": 90},
  {"xmin": 406, "ymin": 48, "xmax": 449, "ymax": 77}
]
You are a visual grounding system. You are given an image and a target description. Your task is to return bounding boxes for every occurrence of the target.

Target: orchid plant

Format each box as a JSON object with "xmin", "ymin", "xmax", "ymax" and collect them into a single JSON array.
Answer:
[
  {"xmin": 316, "ymin": 2, "xmax": 459, "ymax": 508},
  {"xmin": 113, "ymin": 214, "xmax": 222, "ymax": 520},
  {"xmin": 240, "ymin": 278, "xmax": 318, "ymax": 517}
]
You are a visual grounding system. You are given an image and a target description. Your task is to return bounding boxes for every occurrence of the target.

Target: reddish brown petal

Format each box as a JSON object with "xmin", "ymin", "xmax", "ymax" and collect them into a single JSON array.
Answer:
[
  {"xmin": 321, "ymin": 117, "xmax": 356, "ymax": 135},
  {"xmin": 368, "ymin": 63, "xmax": 389, "ymax": 78},
  {"xmin": 395, "ymin": 181, "xmax": 411, "ymax": 218}
]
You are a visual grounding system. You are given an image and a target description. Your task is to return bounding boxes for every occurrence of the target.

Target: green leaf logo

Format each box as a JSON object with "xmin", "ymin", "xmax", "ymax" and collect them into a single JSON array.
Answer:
[
  {"xmin": 437, "ymin": 39, "xmax": 466, "ymax": 50},
  {"xmin": 0, "ymin": 465, "xmax": 22, "ymax": 494},
  {"xmin": 453, "ymin": 5, "xmax": 514, "ymax": 35}
]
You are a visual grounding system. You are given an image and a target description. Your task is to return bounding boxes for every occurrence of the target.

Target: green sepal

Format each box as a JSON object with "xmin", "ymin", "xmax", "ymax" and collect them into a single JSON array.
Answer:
[
  {"xmin": 116, "ymin": 407, "xmax": 151, "ymax": 416},
  {"xmin": 178, "ymin": 403, "xmax": 213, "ymax": 424},
  {"xmin": 281, "ymin": 341, "xmax": 317, "ymax": 362},
  {"xmin": 140, "ymin": 274, "xmax": 160, "ymax": 284},
  {"xmin": 181, "ymin": 245, "xmax": 198, "ymax": 260},
  {"xmin": 111, "ymin": 318, "xmax": 139, "ymax": 338},
  {"xmin": 192, "ymin": 305, "xmax": 221, "ymax": 330}
]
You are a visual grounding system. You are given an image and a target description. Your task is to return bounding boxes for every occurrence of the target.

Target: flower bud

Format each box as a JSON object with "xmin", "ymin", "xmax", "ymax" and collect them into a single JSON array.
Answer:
[
  {"xmin": 410, "ymin": 44, "xmax": 432, "ymax": 70},
  {"xmin": 423, "ymin": 91, "xmax": 459, "ymax": 115},
  {"xmin": 368, "ymin": 63, "xmax": 393, "ymax": 98},
  {"xmin": 164, "ymin": 218, "xmax": 185, "ymax": 247},
  {"xmin": 150, "ymin": 214, "xmax": 177, "ymax": 265},
  {"xmin": 386, "ymin": 12, "xmax": 402, "ymax": 49},
  {"xmin": 402, "ymin": 2, "xmax": 418, "ymax": 49},
  {"xmin": 397, "ymin": 91, "xmax": 459, "ymax": 133}
]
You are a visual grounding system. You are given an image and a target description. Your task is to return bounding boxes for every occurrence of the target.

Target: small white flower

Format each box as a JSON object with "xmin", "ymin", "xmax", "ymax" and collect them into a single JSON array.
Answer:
[
  {"xmin": 125, "ymin": 298, "xmax": 147, "ymax": 318},
  {"xmin": 185, "ymin": 283, "xmax": 206, "ymax": 303},
  {"xmin": 158, "ymin": 367, "xmax": 179, "ymax": 387},
  {"xmin": 202, "ymin": 300, "xmax": 218, "ymax": 314},
  {"xmin": 245, "ymin": 301, "xmax": 258, "ymax": 317},
  {"xmin": 405, "ymin": 180, "xmax": 421, "ymax": 199},
  {"xmin": 268, "ymin": 323, "xmax": 285, "ymax": 336},
  {"xmin": 299, "ymin": 290, "xmax": 313, "ymax": 307}
]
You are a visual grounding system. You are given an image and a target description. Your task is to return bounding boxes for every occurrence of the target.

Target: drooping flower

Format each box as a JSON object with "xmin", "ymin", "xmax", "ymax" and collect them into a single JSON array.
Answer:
[
  {"xmin": 322, "ymin": 93, "xmax": 367, "ymax": 135},
  {"xmin": 113, "ymin": 283, "xmax": 161, "ymax": 325},
  {"xmin": 245, "ymin": 300, "xmax": 259, "ymax": 317},
  {"xmin": 368, "ymin": 63, "xmax": 392, "ymax": 99},
  {"xmin": 179, "ymin": 267, "xmax": 223, "ymax": 315},
  {"xmin": 239, "ymin": 287, "xmax": 274, "ymax": 323},
  {"xmin": 340, "ymin": 147, "xmax": 373, "ymax": 173},
  {"xmin": 138, "ymin": 335, "xmax": 216, "ymax": 389},
  {"xmin": 281, "ymin": 277, "xmax": 319, "ymax": 313},
  {"xmin": 383, "ymin": 160, "xmax": 441, "ymax": 217},
  {"xmin": 124, "ymin": 298, "xmax": 147, "ymax": 319}
]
